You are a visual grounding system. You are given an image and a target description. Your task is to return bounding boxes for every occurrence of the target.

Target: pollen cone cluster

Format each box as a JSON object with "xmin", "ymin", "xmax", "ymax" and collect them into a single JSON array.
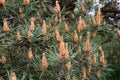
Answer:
[
  {"xmin": 28, "ymin": 48, "xmax": 33, "ymax": 60},
  {"xmin": 82, "ymin": 68, "xmax": 87, "ymax": 80},
  {"xmin": 11, "ymin": 72, "xmax": 17, "ymax": 80},
  {"xmin": 54, "ymin": 0, "xmax": 60, "ymax": 13},
  {"xmin": 96, "ymin": 5, "xmax": 102, "ymax": 27},
  {"xmin": 66, "ymin": 61, "xmax": 71, "ymax": 71},
  {"xmin": 91, "ymin": 30, "xmax": 97, "ymax": 38},
  {"xmin": 30, "ymin": 17, "xmax": 35, "ymax": 32},
  {"xmin": 87, "ymin": 66, "xmax": 92, "ymax": 75},
  {"xmin": 100, "ymin": 52, "xmax": 106, "ymax": 67},
  {"xmin": 64, "ymin": 22, "xmax": 69, "ymax": 32},
  {"xmin": 3, "ymin": 18, "xmax": 9, "ymax": 32},
  {"xmin": 59, "ymin": 39, "xmax": 66, "ymax": 58},
  {"xmin": 55, "ymin": 27, "xmax": 61, "ymax": 42},
  {"xmin": 81, "ymin": 3, "xmax": 86, "ymax": 12},
  {"xmin": 19, "ymin": 8, "xmax": 25, "ymax": 19},
  {"xmin": 0, "ymin": 0, "xmax": 5, "ymax": 8},
  {"xmin": 23, "ymin": 0, "xmax": 30, "ymax": 5},
  {"xmin": 16, "ymin": 31, "xmax": 21, "ymax": 42},
  {"xmin": 42, "ymin": 53, "xmax": 48, "ymax": 69},
  {"xmin": 77, "ymin": 17, "xmax": 87, "ymax": 32},
  {"xmin": 85, "ymin": 32, "xmax": 92, "ymax": 53},
  {"xmin": 41, "ymin": 20, "xmax": 47, "ymax": 35},
  {"xmin": 55, "ymin": 15, "xmax": 59, "ymax": 25},
  {"xmin": 27, "ymin": 31, "xmax": 33, "ymax": 39},
  {"xmin": 0, "ymin": 0, "xmax": 110, "ymax": 79},
  {"xmin": 117, "ymin": 29, "xmax": 120, "ymax": 36},
  {"xmin": 1, "ymin": 55, "xmax": 7, "ymax": 64},
  {"xmin": 96, "ymin": 70, "xmax": 101, "ymax": 78},
  {"xmin": 73, "ymin": 30, "xmax": 78, "ymax": 43}
]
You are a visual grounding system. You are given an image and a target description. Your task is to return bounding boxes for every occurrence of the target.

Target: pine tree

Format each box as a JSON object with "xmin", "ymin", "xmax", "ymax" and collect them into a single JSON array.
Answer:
[{"xmin": 0, "ymin": 0, "xmax": 117, "ymax": 80}]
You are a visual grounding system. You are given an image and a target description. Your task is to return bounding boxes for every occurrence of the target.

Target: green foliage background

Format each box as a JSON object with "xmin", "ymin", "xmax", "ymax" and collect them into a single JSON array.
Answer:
[{"xmin": 0, "ymin": 0, "xmax": 120, "ymax": 80}]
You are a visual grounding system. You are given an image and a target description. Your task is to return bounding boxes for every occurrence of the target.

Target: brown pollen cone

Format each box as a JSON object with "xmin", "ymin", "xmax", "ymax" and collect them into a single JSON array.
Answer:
[
  {"xmin": 117, "ymin": 29, "xmax": 120, "ymax": 36},
  {"xmin": 28, "ymin": 48, "xmax": 33, "ymax": 60},
  {"xmin": 2, "ymin": 55, "xmax": 7, "ymax": 64},
  {"xmin": 3, "ymin": 18, "xmax": 9, "ymax": 32},
  {"xmin": 73, "ymin": 30, "xmax": 78, "ymax": 43},
  {"xmin": 55, "ymin": 27, "xmax": 61, "ymax": 42},
  {"xmin": 27, "ymin": 31, "xmax": 33, "ymax": 39},
  {"xmin": 81, "ymin": 3, "xmax": 86, "ymax": 12},
  {"xmin": 41, "ymin": 20, "xmax": 47, "ymax": 35},
  {"xmin": 96, "ymin": 5, "xmax": 102, "ymax": 27},
  {"xmin": 11, "ymin": 72, "xmax": 17, "ymax": 80},
  {"xmin": 0, "ymin": 0, "xmax": 6, "ymax": 8},
  {"xmin": 64, "ymin": 22, "xmax": 69, "ymax": 32},
  {"xmin": 77, "ymin": 17, "xmax": 83, "ymax": 32},
  {"xmin": 30, "ymin": 17, "xmax": 35, "ymax": 32},
  {"xmin": 59, "ymin": 39, "xmax": 66, "ymax": 58},
  {"xmin": 23, "ymin": 0, "xmax": 30, "ymax": 5},
  {"xmin": 54, "ymin": 0, "xmax": 60, "ymax": 13},
  {"xmin": 42, "ymin": 53, "xmax": 48, "ymax": 69},
  {"xmin": 66, "ymin": 61, "xmax": 71, "ymax": 71},
  {"xmin": 16, "ymin": 31, "xmax": 21, "ymax": 42}
]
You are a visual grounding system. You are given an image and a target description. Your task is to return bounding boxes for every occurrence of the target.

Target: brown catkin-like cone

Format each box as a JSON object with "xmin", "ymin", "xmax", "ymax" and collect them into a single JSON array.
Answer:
[
  {"xmin": 117, "ymin": 29, "xmax": 120, "ymax": 36},
  {"xmin": 82, "ymin": 68, "xmax": 87, "ymax": 80},
  {"xmin": 78, "ymin": 45, "xmax": 81, "ymax": 54},
  {"xmin": 100, "ymin": 52, "xmax": 105, "ymax": 63},
  {"xmin": 73, "ymin": 30, "xmax": 78, "ymax": 43},
  {"xmin": 42, "ymin": 53, "xmax": 48, "ymax": 69},
  {"xmin": 19, "ymin": 8, "xmax": 25, "ymax": 19},
  {"xmin": 98, "ymin": 45, "xmax": 103, "ymax": 53},
  {"xmin": 96, "ymin": 70, "xmax": 101, "ymax": 78},
  {"xmin": 23, "ymin": 0, "xmax": 30, "ymax": 5},
  {"xmin": 87, "ymin": 55, "xmax": 92, "ymax": 63},
  {"xmin": 85, "ymin": 32, "xmax": 92, "ymax": 53},
  {"xmin": 28, "ymin": 48, "xmax": 33, "ymax": 60},
  {"xmin": 55, "ymin": 27, "xmax": 61, "ymax": 42},
  {"xmin": 0, "ymin": 0, "xmax": 5, "ymax": 4},
  {"xmin": 93, "ymin": 55, "xmax": 97, "ymax": 64},
  {"xmin": 81, "ymin": 3, "xmax": 86, "ymax": 12},
  {"xmin": 87, "ymin": 66, "xmax": 92, "ymax": 75},
  {"xmin": 85, "ymin": 39, "xmax": 92, "ymax": 53},
  {"xmin": 103, "ymin": 20, "xmax": 106, "ymax": 25},
  {"xmin": 96, "ymin": 5, "xmax": 101, "ymax": 27},
  {"xmin": 55, "ymin": 15, "xmax": 59, "ymax": 25},
  {"xmin": 64, "ymin": 22, "xmax": 69, "ymax": 32},
  {"xmin": 3, "ymin": 18, "xmax": 9, "ymax": 32},
  {"xmin": 66, "ymin": 61, "xmax": 71, "ymax": 71},
  {"xmin": 0, "ymin": 0, "xmax": 5, "ymax": 8},
  {"xmin": 20, "ymin": 12, "xmax": 25, "ymax": 19},
  {"xmin": 16, "ymin": 31, "xmax": 21, "ymax": 42},
  {"xmin": 82, "ymin": 19, "xmax": 87, "ymax": 29},
  {"xmin": 91, "ymin": 30, "xmax": 97, "ymax": 38},
  {"xmin": 100, "ymin": 52, "xmax": 106, "ymax": 67},
  {"xmin": 30, "ymin": 17, "xmax": 35, "ymax": 32},
  {"xmin": 2, "ymin": 55, "xmax": 7, "ymax": 64},
  {"xmin": 102, "ymin": 60, "xmax": 107, "ymax": 67},
  {"xmin": 54, "ymin": 0, "xmax": 60, "ymax": 13},
  {"xmin": 77, "ymin": 17, "xmax": 83, "ymax": 32},
  {"xmin": 27, "ymin": 31, "xmax": 33, "ymax": 39},
  {"xmin": 59, "ymin": 39, "xmax": 66, "ymax": 58},
  {"xmin": 11, "ymin": 72, "xmax": 17, "ymax": 80},
  {"xmin": 41, "ymin": 20, "xmax": 47, "ymax": 35}
]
